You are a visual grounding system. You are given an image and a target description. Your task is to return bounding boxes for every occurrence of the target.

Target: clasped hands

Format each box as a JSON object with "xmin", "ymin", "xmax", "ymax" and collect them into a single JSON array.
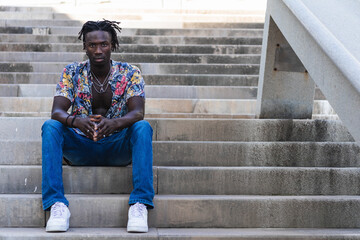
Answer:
[{"xmin": 75, "ymin": 115, "xmax": 118, "ymax": 141}]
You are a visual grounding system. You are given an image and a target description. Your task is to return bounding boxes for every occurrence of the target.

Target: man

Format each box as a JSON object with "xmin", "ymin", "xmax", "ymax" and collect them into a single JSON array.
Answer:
[{"xmin": 41, "ymin": 20, "xmax": 154, "ymax": 233}]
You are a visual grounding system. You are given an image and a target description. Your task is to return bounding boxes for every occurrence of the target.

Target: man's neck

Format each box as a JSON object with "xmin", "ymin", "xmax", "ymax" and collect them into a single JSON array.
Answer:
[{"xmin": 90, "ymin": 61, "xmax": 111, "ymax": 79}]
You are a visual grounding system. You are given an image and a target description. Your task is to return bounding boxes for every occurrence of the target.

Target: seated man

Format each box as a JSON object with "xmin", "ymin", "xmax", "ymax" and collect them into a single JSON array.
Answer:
[{"xmin": 41, "ymin": 20, "xmax": 154, "ymax": 233}]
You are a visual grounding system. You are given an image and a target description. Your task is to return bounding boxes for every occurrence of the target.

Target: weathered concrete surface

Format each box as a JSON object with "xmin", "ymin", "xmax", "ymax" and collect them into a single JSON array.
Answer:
[
  {"xmin": 0, "ymin": 97, "xmax": 258, "ymax": 114},
  {"xmin": 0, "ymin": 194, "xmax": 44, "ymax": 227},
  {"xmin": 0, "ymin": 228, "xmax": 158, "ymax": 239},
  {"xmin": 1, "ymin": 228, "xmax": 360, "ymax": 240},
  {"xmin": 3, "ymin": 194, "xmax": 360, "ymax": 228},
  {"xmin": 1, "ymin": 141, "xmax": 359, "ymax": 167},
  {"xmin": 256, "ymin": 16, "xmax": 315, "ymax": 119},
  {"xmin": 152, "ymin": 118, "xmax": 353, "ymax": 142},
  {"xmin": 157, "ymin": 166, "xmax": 360, "ymax": 195},
  {"xmin": 0, "ymin": 12, "xmax": 265, "ymax": 23},
  {"xmin": 1, "ymin": 140, "xmax": 357, "ymax": 166},
  {"xmin": 0, "ymin": 43, "xmax": 262, "ymax": 54},
  {"xmin": 0, "ymin": 23, "xmax": 263, "ymax": 36},
  {"xmin": 0, "ymin": 112, "xmax": 250, "ymax": 118},
  {"xmin": 0, "ymin": 84, "xmax": 326, "ymax": 100},
  {"xmin": 0, "ymin": 97, "xmax": 336, "ymax": 118},
  {"xmin": 0, "ymin": 52, "xmax": 261, "ymax": 64},
  {"xmin": 0, "ymin": 33, "xmax": 263, "ymax": 45},
  {"xmin": 0, "ymin": 84, "xmax": 258, "ymax": 99},
  {"xmin": 0, "ymin": 166, "xmax": 158, "ymax": 194},
  {"xmin": 5, "ymin": 165, "xmax": 360, "ymax": 195},
  {"xmin": 158, "ymin": 228, "xmax": 360, "ymax": 240},
  {"xmin": 0, "ymin": 0, "xmax": 266, "ymax": 12},
  {"xmin": 0, "ymin": 118, "xmax": 354, "ymax": 142},
  {"xmin": 0, "ymin": 21, "xmax": 265, "ymax": 31},
  {"xmin": 0, "ymin": 62, "xmax": 260, "ymax": 75},
  {"xmin": 152, "ymin": 195, "xmax": 360, "ymax": 228},
  {"xmin": 0, "ymin": 73, "xmax": 259, "ymax": 86},
  {"xmin": 258, "ymin": 0, "xmax": 360, "ymax": 144}
]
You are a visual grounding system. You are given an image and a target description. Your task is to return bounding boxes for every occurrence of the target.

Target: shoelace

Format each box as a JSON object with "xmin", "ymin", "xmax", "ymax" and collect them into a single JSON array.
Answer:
[
  {"xmin": 130, "ymin": 203, "xmax": 146, "ymax": 218},
  {"xmin": 51, "ymin": 202, "xmax": 65, "ymax": 218}
]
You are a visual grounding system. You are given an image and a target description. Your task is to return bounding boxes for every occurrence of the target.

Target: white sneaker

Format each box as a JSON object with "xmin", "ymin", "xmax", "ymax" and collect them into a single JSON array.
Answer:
[
  {"xmin": 127, "ymin": 202, "xmax": 148, "ymax": 233},
  {"xmin": 46, "ymin": 202, "xmax": 71, "ymax": 232}
]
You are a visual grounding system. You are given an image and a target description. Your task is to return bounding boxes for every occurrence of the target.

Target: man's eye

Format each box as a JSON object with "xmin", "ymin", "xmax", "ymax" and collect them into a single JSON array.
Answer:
[
  {"xmin": 89, "ymin": 44, "xmax": 95, "ymax": 48},
  {"xmin": 102, "ymin": 43, "xmax": 108, "ymax": 47}
]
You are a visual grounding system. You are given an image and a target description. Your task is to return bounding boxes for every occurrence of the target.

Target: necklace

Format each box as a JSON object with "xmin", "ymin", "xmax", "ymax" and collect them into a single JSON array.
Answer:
[{"xmin": 91, "ymin": 67, "xmax": 112, "ymax": 94}]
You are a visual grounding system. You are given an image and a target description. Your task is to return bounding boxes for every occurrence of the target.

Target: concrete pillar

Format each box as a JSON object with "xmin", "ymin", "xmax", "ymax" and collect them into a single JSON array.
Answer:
[{"xmin": 256, "ymin": 15, "xmax": 315, "ymax": 119}]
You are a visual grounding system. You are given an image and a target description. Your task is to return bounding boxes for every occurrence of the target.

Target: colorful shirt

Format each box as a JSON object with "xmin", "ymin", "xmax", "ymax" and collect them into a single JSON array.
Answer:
[{"xmin": 55, "ymin": 60, "xmax": 145, "ymax": 135}]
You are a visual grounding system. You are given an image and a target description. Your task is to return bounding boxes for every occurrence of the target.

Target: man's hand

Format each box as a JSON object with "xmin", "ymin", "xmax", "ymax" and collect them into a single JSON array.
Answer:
[
  {"xmin": 89, "ymin": 115, "xmax": 119, "ymax": 141},
  {"xmin": 51, "ymin": 96, "xmax": 96, "ymax": 140},
  {"xmin": 73, "ymin": 117, "xmax": 97, "ymax": 140}
]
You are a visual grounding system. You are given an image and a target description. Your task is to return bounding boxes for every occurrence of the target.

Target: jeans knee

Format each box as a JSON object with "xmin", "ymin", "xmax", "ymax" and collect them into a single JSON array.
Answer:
[
  {"xmin": 42, "ymin": 119, "xmax": 64, "ymax": 134},
  {"xmin": 130, "ymin": 120, "xmax": 153, "ymax": 137}
]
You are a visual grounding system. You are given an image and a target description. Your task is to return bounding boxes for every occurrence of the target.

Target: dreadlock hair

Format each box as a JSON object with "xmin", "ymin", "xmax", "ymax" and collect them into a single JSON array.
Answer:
[{"xmin": 78, "ymin": 20, "xmax": 122, "ymax": 51}]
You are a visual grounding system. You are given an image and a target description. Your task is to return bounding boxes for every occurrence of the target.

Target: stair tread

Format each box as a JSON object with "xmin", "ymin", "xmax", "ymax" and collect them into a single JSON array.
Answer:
[{"xmin": 1, "ymin": 227, "xmax": 360, "ymax": 239}]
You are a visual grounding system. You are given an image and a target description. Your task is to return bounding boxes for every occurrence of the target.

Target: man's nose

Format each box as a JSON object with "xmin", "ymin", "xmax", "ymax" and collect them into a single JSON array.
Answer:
[{"xmin": 95, "ymin": 45, "xmax": 102, "ymax": 54}]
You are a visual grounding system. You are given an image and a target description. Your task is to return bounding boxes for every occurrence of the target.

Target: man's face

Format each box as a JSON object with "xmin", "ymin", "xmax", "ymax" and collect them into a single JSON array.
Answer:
[{"xmin": 84, "ymin": 30, "xmax": 112, "ymax": 67}]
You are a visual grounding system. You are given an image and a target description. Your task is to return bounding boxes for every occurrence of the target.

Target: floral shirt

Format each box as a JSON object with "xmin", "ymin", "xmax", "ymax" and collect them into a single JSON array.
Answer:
[{"xmin": 55, "ymin": 60, "xmax": 145, "ymax": 135}]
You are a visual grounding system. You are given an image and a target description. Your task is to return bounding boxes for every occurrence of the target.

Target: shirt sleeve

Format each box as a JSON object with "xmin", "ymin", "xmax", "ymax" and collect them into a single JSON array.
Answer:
[
  {"xmin": 55, "ymin": 64, "xmax": 75, "ymax": 102},
  {"xmin": 125, "ymin": 66, "xmax": 145, "ymax": 102}
]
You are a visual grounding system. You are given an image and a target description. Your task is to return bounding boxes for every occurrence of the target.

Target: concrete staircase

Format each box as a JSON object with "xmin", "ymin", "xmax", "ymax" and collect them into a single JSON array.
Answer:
[{"xmin": 0, "ymin": 3, "xmax": 360, "ymax": 239}]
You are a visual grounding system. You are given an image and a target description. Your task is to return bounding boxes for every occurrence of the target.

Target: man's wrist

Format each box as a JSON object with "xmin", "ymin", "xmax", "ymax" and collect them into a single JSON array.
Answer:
[
  {"xmin": 71, "ymin": 116, "xmax": 78, "ymax": 128},
  {"xmin": 113, "ymin": 118, "xmax": 124, "ymax": 130}
]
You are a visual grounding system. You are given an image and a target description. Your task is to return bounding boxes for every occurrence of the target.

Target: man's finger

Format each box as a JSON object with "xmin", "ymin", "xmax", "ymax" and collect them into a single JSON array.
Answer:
[{"xmin": 89, "ymin": 115, "xmax": 102, "ymax": 122}]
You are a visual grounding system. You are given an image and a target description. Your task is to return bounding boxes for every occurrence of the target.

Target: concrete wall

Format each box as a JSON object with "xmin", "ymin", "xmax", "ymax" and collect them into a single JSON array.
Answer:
[{"xmin": 256, "ymin": 0, "xmax": 360, "ymax": 144}]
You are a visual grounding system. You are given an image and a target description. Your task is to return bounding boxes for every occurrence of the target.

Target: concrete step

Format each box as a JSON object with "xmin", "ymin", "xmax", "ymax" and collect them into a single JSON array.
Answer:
[
  {"xmin": 0, "ymin": 84, "xmax": 326, "ymax": 100},
  {"xmin": 0, "ymin": 34, "xmax": 263, "ymax": 45},
  {"xmin": 0, "ymin": 52, "xmax": 261, "ymax": 64},
  {"xmin": 0, "ymin": 112, "xmax": 250, "ymax": 118},
  {"xmin": 1, "ymin": 227, "xmax": 359, "ymax": 240},
  {"xmin": 0, "ymin": 165, "xmax": 154, "ymax": 194},
  {"xmin": 0, "ymin": 84, "xmax": 258, "ymax": 99},
  {"xmin": 4, "ymin": 165, "xmax": 360, "ymax": 195},
  {"xmin": 0, "ymin": 12, "xmax": 265, "ymax": 23},
  {"xmin": 2, "ymin": 140, "xmax": 359, "ymax": 167},
  {"xmin": 0, "ymin": 6, "xmax": 53, "ymax": 12},
  {"xmin": 0, "ymin": 21, "xmax": 265, "ymax": 30},
  {"xmin": 0, "ymin": 117, "xmax": 353, "ymax": 142},
  {"xmin": 0, "ymin": 43, "xmax": 262, "ymax": 54},
  {"xmin": 0, "ymin": 73, "xmax": 259, "ymax": 86},
  {"xmin": 126, "ymin": 113, "xmax": 337, "ymax": 119},
  {"xmin": 0, "ymin": 24, "xmax": 263, "ymax": 37},
  {"xmin": 2, "ymin": 194, "xmax": 360, "ymax": 228},
  {"xmin": 0, "ymin": 6, "xmax": 266, "ymax": 16},
  {"xmin": 0, "ymin": 97, "xmax": 256, "ymax": 114},
  {"xmin": 0, "ymin": 0, "xmax": 266, "ymax": 12},
  {"xmin": 157, "ymin": 166, "xmax": 360, "ymax": 195},
  {"xmin": 0, "ymin": 62, "xmax": 260, "ymax": 75},
  {"xmin": 0, "ymin": 97, "xmax": 337, "ymax": 116},
  {"xmin": 0, "ymin": 112, "xmax": 340, "ymax": 121},
  {"xmin": 183, "ymin": 22, "xmax": 264, "ymax": 29}
]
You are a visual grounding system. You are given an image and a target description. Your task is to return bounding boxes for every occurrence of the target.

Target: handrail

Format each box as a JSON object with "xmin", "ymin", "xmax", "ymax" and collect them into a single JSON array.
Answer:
[{"xmin": 283, "ymin": 0, "xmax": 360, "ymax": 94}]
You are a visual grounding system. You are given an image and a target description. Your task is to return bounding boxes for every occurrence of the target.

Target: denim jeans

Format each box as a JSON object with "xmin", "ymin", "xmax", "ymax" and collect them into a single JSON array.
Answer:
[{"xmin": 41, "ymin": 119, "xmax": 154, "ymax": 211}]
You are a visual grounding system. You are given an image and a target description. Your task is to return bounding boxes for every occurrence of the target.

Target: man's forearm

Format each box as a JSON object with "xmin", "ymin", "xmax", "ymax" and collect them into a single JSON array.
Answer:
[
  {"xmin": 51, "ymin": 110, "xmax": 74, "ymax": 127},
  {"xmin": 113, "ymin": 110, "xmax": 144, "ymax": 131}
]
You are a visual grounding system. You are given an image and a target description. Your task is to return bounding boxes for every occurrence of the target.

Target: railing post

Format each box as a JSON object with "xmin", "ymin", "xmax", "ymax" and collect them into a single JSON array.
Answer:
[{"xmin": 256, "ymin": 7, "xmax": 315, "ymax": 119}]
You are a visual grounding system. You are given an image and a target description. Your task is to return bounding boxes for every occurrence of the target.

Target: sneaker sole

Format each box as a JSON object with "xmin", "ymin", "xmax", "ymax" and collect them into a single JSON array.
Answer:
[
  {"xmin": 46, "ymin": 224, "xmax": 69, "ymax": 232},
  {"xmin": 127, "ymin": 225, "xmax": 148, "ymax": 233}
]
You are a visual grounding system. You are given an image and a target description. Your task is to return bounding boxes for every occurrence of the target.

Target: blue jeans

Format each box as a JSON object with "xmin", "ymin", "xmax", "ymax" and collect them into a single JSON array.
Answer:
[{"xmin": 41, "ymin": 119, "xmax": 154, "ymax": 210}]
